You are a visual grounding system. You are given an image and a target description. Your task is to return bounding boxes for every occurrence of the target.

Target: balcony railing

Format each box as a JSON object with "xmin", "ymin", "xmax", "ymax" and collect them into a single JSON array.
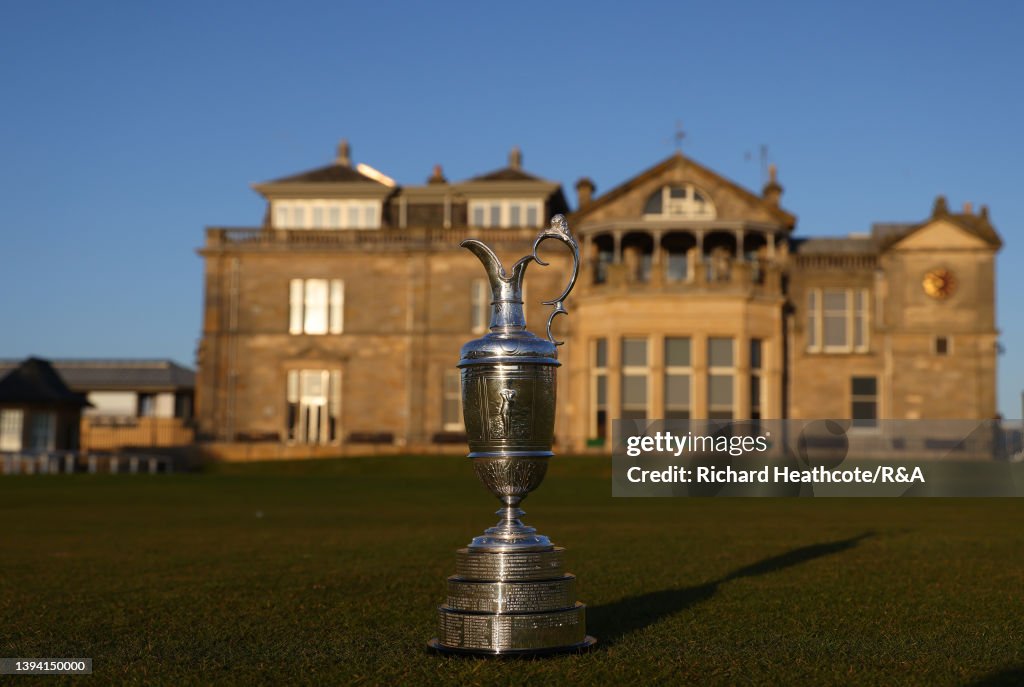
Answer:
[
  {"xmin": 584, "ymin": 258, "xmax": 782, "ymax": 296},
  {"xmin": 205, "ymin": 227, "xmax": 542, "ymax": 251}
]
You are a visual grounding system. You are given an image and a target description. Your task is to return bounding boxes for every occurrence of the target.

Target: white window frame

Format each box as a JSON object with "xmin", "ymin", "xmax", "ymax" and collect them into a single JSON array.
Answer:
[
  {"xmin": 664, "ymin": 336, "xmax": 693, "ymax": 420},
  {"xmin": 442, "ymin": 369, "xmax": 464, "ymax": 432},
  {"xmin": 807, "ymin": 287, "xmax": 870, "ymax": 354},
  {"xmin": 289, "ymin": 279, "xmax": 344, "ymax": 335},
  {"xmin": 643, "ymin": 184, "xmax": 717, "ymax": 220},
  {"xmin": 467, "ymin": 199, "xmax": 544, "ymax": 228},
  {"xmin": 286, "ymin": 369, "xmax": 341, "ymax": 445},
  {"xmin": 850, "ymin": 376, "xmax": 879, "ymax": 430},
  {"xmin": 471, "ymin": 278, "xmax": 489, "ymax": 334},
  {"xmin": 0, "ymin": 409, "xmax": 23, "ymax": 451},
  {"xmin": 621, "ymin": 337, "xmax": 650, "ymax": 420},
  {"xmin": 708, "ymin": 337, "xmax": 735, "ymax": 419},
  {"xmin": 273, "ymin": 200, "xmax": 382, "ymax": 229}
]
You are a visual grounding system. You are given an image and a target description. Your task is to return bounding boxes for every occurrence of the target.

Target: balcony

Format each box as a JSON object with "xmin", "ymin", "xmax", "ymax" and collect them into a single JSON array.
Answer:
[{"xmin": 580, "ymin": 225, "xmax": 785, "ymax": 298}]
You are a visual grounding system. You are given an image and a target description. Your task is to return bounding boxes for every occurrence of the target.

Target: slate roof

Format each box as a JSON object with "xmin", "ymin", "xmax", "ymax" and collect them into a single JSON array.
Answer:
[
  {"xmin": 264, "ymin": 163, "xmax": 387, "ymax": 185},
  {"xmin": 0, "ymin": 359, "xmax": 195, "ymax": 392},
  {"xmin": 0, "ymin": 358, "xmax": 89, "ymax": 406},
  {"xmin": 469, "ymin": 167, "xmax": 545, "ymax": 182},
  {"xmin": 794, "ymin": 236, "xmax": 877, "ymax": 255}
]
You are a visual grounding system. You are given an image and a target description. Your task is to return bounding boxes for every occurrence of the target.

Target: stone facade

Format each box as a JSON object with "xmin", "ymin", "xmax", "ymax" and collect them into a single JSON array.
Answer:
[{"xmin": 195, "ymin": 144, "xmax": 1001, "ymax": 459}]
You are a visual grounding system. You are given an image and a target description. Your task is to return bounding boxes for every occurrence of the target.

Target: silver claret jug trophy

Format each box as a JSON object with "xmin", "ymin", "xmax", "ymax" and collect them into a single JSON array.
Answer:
[{"xmin": 429, "ymin": 215, "xmax": 597, "ymax": 656}]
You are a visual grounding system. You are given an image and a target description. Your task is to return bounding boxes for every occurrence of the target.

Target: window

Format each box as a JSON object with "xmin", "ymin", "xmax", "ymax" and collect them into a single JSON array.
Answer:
[
  {"xmin": 807, "ymin": 288, "xmax": 870, "ymax": 353},
  {"xmin": 934, "ymin": 336, "xmax": 950, "ymax": 356},
  {"xmin": 442, "ymin": 369, "xmax": 463, "ymax": 431},
  {"xmin": 590, "ymin": 339, "xmax": 608, "ymax": 443},
  {"xmin": 138, "ymin": 393, "xmax": 157, "ymax": 417},
  {"xmin": 471, "ymin": 279, "xmax": 490, "ymax": 333},
  {"xmin": 286, "ymin": 369, "xmax": 341, "ymax": 444},
  {"xmin": 621, "ymin": 338, "xmax": 648, "ymax": 421},
  {"xmin": 289, "ymin": 279, "xmax": 344, "ymax": 335},
  {"xmin": 750, "ymin": 339, "xmax": 763, "ymax": 420},
  {"xmin": 468, "ymin": 199, "xmax": 544, "ymax": 228},
  {"xmin": 27, "ymin": 412, "xmax": 55, "ymax": 451},
  {"xmin": 708, "ymin": 337, "xmax": 734, "ymax": 420},
  {"xmin": 0, "ymin": 409, "xmax": 23, "ymax": 451},
  {"xmin": 851, "ymin": 377, "xmax": 878, "ymax": 428},
  {"xmin": 643, "ymin": 184, "xmax": 716, "ymax": 219},
  {"xmin": 273, "ymin": 200, "xmax": 382, "ymax": 229},
  {"xmin": 664, "ymin": 337, "xmax": 692, "ymax": 420}
]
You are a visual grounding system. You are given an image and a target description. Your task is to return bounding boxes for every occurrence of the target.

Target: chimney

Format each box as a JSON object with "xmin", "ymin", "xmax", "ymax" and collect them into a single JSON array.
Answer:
[
  {"xmin": 980, "ymin": 204, "xmax": 990, "ymax": 221},
  {"xmin": 575, "ymin": 177, "xmax": 595, "ymax": 209},
  {"xmin": 428, "ymin": 164, "xmax": 448, "ymax": 185},
  {"xmin": 336, "ymin": 139, "xmax": 351, "ymax": 167},
  {"xmin": 762, "ymin": 163, "xmax": 783, "ymax": 207},
  {"xmin": 962, "ymin": 201, "xmax": 973, "ymax": 214},
  {"xmin": 932, "ymin": 195, "xmax": 948, "ymax": 217},
  {"xmin": 509, "ymin": 146, "xmax": 522, "ymax": 170}
]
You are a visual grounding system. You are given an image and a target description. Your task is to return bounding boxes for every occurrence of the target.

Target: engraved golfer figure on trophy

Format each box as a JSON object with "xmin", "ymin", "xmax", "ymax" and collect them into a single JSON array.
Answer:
[
  {"xmin": 496, "ymin": 388, "xmax": 516, "ymax": 439},
  {"xmin": 429, "ymin": 215, "xmax": 596, "ymax": 655}
]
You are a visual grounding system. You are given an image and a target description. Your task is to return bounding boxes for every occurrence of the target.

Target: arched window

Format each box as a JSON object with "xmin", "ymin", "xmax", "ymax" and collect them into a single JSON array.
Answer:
[{"xmin": 643, "ymin": 184, "xmax": 715, "ymax": 219}]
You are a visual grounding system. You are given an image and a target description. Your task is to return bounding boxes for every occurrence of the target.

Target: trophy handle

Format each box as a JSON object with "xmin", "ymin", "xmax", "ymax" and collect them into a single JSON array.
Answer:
[{"xmin": 530, "ymin": 215, "xmax": 580, "ymax": 345}]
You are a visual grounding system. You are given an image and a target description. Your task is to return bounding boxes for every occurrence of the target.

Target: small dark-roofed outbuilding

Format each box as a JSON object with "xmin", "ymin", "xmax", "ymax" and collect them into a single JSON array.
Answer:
[{"xmin": 0, "ymin": 357, "xmax": 88, "ymax": 452}]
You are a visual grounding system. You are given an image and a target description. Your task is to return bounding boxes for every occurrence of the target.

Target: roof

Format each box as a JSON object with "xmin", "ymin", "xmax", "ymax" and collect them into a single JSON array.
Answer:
[
  {"xmin": 469, "ymin": 167, "xmax": 545, "ymax": 182},
  {"xmin": 0, "ymin": 359, "xmax": 195, "ymax": 392},
  {"xmin": 263, "ymin": 163, "xmax": 388, "ymax": 185},
  {"xmin": 794, "ymin": 236, "xmax": 877, "ymax": 255},
  {"xmin": 0, "ymin": 358, "xmax": 89, "ymax": 406},
  {"xmin": 571, "ymin": 152, "xmax": 797, "ymax": 227},
  {"xmin": 872, "ymin": 204, "xmax": 1002, "ymax": 251}
]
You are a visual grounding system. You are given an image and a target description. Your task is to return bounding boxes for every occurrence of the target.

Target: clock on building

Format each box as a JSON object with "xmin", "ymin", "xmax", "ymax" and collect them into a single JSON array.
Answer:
[{"xmin": 922, "ymin": 268, "xmax": 956, "ymax": 300}]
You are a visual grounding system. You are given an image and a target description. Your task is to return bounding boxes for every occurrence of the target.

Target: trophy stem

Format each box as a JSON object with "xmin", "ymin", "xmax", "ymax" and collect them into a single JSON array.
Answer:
[{"xmin": 468, "ymin": 505, "xmax": 553, "ymax": 552}]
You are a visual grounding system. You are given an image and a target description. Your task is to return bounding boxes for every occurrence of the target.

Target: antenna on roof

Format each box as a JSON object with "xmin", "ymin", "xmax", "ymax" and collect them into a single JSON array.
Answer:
[{"xmin": 673, "ymin": 120, "xmax": 685, "ymax": 152}]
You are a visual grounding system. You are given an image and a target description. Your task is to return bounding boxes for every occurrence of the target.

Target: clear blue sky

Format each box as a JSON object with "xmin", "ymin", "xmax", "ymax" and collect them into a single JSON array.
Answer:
[{"xmin": 1, "ymin": 1, "xmax": 1021, "ymax": 416}]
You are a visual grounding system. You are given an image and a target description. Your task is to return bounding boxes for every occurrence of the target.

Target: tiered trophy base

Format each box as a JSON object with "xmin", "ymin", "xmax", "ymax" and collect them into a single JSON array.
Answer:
[{"xmin": 429, "ymin": 547, "xmax": 596, "ymax": 656}]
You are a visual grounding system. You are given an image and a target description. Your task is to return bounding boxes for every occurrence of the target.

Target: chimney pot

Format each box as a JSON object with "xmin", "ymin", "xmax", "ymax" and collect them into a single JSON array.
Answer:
[
  {"xmin": 336, "ymin": 139, "xmax": 351, "ymax": 167},
  {"xmin": 509, "ymin": 146, "xmax": 522, "ymax": 170},
  {"xmin": 575, "ymin": 177, "xmax": 595, "ymax": 209}
]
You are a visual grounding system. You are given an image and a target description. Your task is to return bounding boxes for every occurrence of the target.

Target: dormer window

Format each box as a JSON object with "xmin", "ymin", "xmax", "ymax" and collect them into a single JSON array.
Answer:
[
  {"xmin": 273, "ymin": 200, "xmax": 381, "ymax": 229},
  {"xmin": 643, "ymin": 184, "xmax": 715, "ymax": 219},
  {"xmin": 469, "ymin": 199, "xmax": 542, "ymax": 228}
]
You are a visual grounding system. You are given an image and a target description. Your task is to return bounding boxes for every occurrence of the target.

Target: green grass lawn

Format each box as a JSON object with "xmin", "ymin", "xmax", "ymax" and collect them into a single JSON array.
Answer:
[{"xmin": 0, "ymin": 455, "xmax": 1021, "ymax": 686}]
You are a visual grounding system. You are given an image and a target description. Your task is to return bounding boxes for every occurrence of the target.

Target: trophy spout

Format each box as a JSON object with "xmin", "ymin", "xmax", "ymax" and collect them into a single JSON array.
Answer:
[{"xmin": 460, "ymin": 239, "xmax": 530, "ymax": 332}]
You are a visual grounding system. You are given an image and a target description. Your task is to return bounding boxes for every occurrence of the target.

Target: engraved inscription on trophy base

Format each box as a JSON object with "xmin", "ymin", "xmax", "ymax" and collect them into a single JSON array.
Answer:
[
  {"xmin": 437, "ymin": 604, "xmax": 587, "ymax": 652},
  {"xmin": 447, "ymin": 575, "xmax": 576, "ymax": 614},
  {"xmin": 430, "ymin": 549, "xmax": 596, "ymax": 655}
]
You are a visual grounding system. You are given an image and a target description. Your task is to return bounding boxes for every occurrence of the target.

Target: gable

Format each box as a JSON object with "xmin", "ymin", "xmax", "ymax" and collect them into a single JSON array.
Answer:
[
  {"xmin": 571, "ymin": 154, "xmax": 796, "ymax": 227},
  {"xmin": 891, "ymin": 219, "xmax": 990, "ymax": 251}
]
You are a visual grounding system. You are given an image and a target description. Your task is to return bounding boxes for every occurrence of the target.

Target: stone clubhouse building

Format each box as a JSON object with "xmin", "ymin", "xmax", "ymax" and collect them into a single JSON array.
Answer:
[{"xmin": 195, "ymin": 141, "xmax": 1001, "ymax": 459}]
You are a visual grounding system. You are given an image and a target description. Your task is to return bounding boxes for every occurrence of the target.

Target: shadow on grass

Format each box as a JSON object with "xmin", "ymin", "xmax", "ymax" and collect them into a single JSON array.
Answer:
[
  {"xmin": 589, "ymin": 532, "xmax": 874, "ymax": 647},
  {"xmin": 964, "ymin": 667, "xmax": 1024, "ymax": 687}
]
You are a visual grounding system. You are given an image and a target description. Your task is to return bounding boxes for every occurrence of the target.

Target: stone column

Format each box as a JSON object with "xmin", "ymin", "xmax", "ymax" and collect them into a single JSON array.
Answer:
[
  {"xmin": 651, "ymin": 231, "xmax": 664, "ymax": 287},
  {"xmin": 736, "ymin": 336, "xmax": 751, "ymax": 420},
  {"xmin": 649, "ymin": 336, "xmax": 665, "ymax": 419},
  {"xmin": 608, "ymin": 336, "xmax": 622, "ymax": 431},
  {"xmin": 693, "ymin": 333, "xmax": 708, "ymax": 419}
]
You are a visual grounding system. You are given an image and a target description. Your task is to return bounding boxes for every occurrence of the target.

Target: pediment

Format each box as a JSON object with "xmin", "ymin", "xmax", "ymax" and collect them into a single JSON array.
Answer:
[
  {"xmin": 891, "ymin": 219, "xmax": 990, "ymax": 251},
  {"xmin": 571, "ymin": 154, "xmax": 795, "ymax": 227}
]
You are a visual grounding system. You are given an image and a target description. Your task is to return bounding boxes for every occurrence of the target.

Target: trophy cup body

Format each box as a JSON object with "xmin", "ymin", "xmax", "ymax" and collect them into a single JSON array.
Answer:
[{"xmin": 429, "ymin": 216, "xmax": 596, "ymax": 655}]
